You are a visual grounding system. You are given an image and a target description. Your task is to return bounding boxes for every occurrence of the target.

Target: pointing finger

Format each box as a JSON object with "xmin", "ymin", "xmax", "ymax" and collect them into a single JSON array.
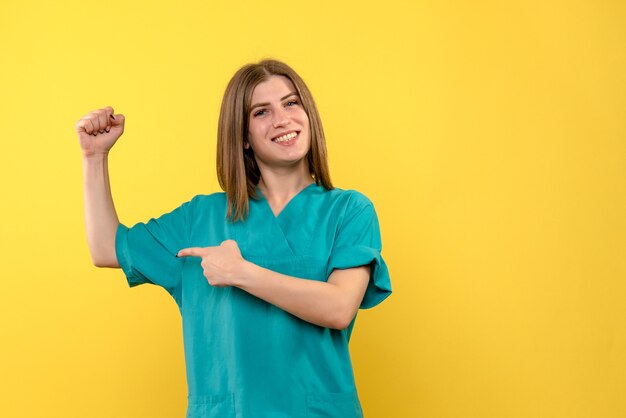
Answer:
[{"xmin": 176, "ymin": 247, "xmax": 206, "ymax": 258}]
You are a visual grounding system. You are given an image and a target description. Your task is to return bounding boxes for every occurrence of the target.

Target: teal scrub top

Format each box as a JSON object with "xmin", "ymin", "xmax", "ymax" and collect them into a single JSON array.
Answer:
[{"xmin": 115, "ymin": 183, "xmax": 392, "ymax": 418}]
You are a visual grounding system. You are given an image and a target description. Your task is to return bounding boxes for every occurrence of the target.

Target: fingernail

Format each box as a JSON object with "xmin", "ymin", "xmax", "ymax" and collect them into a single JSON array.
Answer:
[{"xmin": 105, "ymin": 127, "xmax": 110, "ymax": 132}]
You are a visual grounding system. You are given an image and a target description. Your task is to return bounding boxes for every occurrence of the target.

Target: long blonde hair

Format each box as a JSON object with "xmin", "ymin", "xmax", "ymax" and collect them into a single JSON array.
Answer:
[{"xmin": 216, "ymin": 59, "xmax": 333, "ymax": 222}]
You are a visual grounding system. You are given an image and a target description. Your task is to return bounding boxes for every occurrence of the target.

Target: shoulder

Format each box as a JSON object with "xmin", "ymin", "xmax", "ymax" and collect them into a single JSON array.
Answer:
[
  {"xmin": 310, "ymin": 186, "xmax": 377, "ymax": 228},
  {"xmin": 321, "ymin": 188, "xmax": 382, "ymax": 238},
  {"xmin": 186, "ymin": 191, "xmax": 228, "ymax": 215},
  {"xmin": 319, "ymin": 186, "xmax": 375, "ymax": 212},
  {"xmin": 190, "ymin": 191, "xmax": 227, "ymax": 205}
]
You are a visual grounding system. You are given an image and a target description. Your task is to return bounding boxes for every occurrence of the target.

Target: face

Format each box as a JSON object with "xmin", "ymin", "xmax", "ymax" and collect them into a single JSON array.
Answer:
[{"xmin": 246, "ymin": 75, "xmax": 311, "ymax": 171}]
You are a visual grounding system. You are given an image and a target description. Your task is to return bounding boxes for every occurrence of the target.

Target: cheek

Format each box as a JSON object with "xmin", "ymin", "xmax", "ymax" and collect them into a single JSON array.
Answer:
[
  {"xmin": 294, "ymin": 111, "xmax": 309, "ymax": 129},
  {"xmin": 249, "ymin": 119, "xmax": 270, "ymax": 136},
  {"xmin": 247, "ymin": 124, "xmax": 263, "ymax": 143}
]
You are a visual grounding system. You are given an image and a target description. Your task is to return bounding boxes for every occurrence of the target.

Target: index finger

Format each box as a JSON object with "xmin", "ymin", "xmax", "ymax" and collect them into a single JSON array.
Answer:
[{"xmin": 176, "ymin": 247, "xmax": 206, "ymax": 258}]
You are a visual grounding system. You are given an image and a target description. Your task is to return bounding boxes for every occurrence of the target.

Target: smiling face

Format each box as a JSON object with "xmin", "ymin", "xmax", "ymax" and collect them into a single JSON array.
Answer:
[{"xmin": 246, "ymin": 75, "xmax": 311, "ymax": 172}]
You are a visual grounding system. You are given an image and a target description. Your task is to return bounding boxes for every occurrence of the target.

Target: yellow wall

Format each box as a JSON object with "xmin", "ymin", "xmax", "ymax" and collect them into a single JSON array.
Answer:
[{"xmin": 1, "ymin": 0, "xmax": 625, "ymax": 417}]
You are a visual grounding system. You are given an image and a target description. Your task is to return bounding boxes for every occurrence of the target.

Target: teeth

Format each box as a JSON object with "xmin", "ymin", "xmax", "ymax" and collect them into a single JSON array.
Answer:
[{"xmin": 273, "ymin": 132, "xmax": 297, "ymax": 143}]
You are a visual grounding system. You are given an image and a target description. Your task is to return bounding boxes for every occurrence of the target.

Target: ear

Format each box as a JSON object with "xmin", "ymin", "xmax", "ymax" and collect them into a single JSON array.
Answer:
[{"xmin": 243, "ymin": 142, "xmax": 250, "ymax": 150}]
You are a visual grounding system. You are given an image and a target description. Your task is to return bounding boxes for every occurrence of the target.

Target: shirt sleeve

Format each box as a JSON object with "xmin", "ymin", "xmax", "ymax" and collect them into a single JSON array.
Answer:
[
  {"xmin": 115, "ymin": 198, "xmax": 193, "ymax": 298},
  {"xmin": 327, "ymin": 195, "xmax": 392, "ymax": 309}
]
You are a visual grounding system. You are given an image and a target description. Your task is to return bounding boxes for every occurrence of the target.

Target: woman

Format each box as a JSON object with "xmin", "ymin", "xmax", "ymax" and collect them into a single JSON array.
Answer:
[{"xmin": 76, "ymin": 59, "xmax": 392, "ymax": 418}]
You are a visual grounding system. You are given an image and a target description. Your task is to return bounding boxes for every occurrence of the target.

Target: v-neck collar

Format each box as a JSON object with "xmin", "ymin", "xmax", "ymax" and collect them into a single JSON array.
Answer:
[{"xmin": 255, "ymin": 182, "xmax": 317, "ymax": 219}]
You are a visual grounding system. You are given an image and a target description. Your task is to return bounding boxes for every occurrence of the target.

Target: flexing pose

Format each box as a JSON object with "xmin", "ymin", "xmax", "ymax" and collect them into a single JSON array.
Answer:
[{"xmin": 76, "ymin": 59, "xmax": 392, "ymax": 418}]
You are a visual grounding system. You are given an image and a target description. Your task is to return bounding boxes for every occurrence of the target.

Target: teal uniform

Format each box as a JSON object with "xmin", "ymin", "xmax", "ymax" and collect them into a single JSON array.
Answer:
[{"xmin": 115, "ymin": 183, "xmax": 392, "ymax": 418}]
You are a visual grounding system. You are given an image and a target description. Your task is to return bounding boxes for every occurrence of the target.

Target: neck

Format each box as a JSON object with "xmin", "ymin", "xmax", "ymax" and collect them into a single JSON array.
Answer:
[{"xmin": 257, "ymin": 163, "xmax": 314, "ymax": 203}]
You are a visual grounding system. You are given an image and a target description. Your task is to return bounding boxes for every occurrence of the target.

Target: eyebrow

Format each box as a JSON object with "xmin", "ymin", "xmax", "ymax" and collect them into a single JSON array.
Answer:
[{"xmin": 250, "ymin": 92, "xmax": 299, "ymax": 112}]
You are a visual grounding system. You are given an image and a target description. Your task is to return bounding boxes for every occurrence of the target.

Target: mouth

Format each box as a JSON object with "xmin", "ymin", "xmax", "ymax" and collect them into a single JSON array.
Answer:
[{"xmin": 271, "ymin": 130, "xmax": 300, "ymax": 143}]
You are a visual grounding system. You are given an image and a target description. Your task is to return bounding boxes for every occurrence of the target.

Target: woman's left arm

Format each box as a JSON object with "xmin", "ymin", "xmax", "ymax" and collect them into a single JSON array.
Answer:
[
  {"xmin": 177, "ymin": 240, "xmax": 370, "ymax": 330},
  {"xmin": 238, "ymin": 260, "xmax": 370, "ymax": 330}
]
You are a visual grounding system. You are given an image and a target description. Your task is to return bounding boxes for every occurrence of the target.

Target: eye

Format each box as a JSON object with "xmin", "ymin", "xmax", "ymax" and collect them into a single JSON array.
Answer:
[
  {"xmin": 253, "ymin": 109, "xmax": 266, "ymax": 117},
  {"xmin": 286, "ymin": 99, "xmax": 299, "ymax": 107}
]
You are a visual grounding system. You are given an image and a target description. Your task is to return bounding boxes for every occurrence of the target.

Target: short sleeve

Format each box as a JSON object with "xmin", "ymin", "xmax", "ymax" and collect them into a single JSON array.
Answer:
[
  {"xmin": 115, "ymin": 198, "xmax": 193, "ymax": 297},
  {"xmin": 327, "ymin": 197, "xmax": 392, "ymax": 309}
]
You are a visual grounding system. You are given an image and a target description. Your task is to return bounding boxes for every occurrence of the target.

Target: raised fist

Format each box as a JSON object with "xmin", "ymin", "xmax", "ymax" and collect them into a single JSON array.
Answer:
[{"xmin": 75, "ymin": 106, "xmax": 125, "ymax": 157}]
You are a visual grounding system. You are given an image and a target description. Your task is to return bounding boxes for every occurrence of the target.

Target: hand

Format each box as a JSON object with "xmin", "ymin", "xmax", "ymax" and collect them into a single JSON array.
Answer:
[
  {"xmin": 177, "ymin": 240, "xmax": 247, "ymax": 287},
  {"xmin": 75, "ymin": 106, "xmax": 125, "ymax": 158}
]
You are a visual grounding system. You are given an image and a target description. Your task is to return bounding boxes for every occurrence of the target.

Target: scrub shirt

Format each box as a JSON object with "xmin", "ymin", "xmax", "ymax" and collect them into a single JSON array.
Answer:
[{"xmin": 115, "ymin": 182, "xmax": 392, "ymax": 418}]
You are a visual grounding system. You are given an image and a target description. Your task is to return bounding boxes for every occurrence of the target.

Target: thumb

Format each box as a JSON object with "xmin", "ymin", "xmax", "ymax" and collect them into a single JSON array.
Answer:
[
  {"xmin": 110, "ymin": 113, "xmax": 125, "ymax": 128},
  {"xmin": 220, "ymin": 239, "xmax": 239, "ymax": 248}
]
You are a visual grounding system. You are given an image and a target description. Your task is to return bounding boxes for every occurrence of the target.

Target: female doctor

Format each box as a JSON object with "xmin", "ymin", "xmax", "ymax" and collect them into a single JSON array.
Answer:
[{"xmin": 76, "ymin": 59, "xmax": 392, "ymax": 418}]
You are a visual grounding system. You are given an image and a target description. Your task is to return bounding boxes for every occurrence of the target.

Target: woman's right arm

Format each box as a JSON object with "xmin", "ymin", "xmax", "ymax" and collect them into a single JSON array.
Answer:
[{"xmin": 75, "ymin": 106, "xmax": 126, "ymax": 268}]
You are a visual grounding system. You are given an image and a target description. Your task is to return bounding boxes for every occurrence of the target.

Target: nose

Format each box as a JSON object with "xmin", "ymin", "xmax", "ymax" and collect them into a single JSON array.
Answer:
[{"xmin": 272, "ymin": 107, "xmax": 289, "ymax": 128}]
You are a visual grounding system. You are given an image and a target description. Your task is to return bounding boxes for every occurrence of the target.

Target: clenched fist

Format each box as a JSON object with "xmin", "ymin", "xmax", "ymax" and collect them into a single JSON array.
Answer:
[{"xmin": 75, "ymin": 106, "xmax": 125, "ymax": 158}]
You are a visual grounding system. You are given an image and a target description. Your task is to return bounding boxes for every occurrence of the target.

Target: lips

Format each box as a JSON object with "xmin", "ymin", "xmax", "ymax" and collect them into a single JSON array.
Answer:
[
  {"xmin": 272, "ymin": 132, "xmax": 300, "ymax": 146},
  {"xmin": 271, "ymin": 130, "xmax": 300, "ymax": 142}
]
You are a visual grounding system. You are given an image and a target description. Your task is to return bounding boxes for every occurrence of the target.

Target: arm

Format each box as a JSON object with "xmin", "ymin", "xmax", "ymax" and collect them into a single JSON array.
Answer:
[
  {"xmin": 235, "ymin": 262, "xmax": 371, "ymax": 330},
  {"xmin": 82, "ymin": 154, "xmax": 120, "ymax": 267},
  {"xmin": 76, "ymin": 107, "xmax": 126, "ymax": 268},
  {"xmin": 177, "ymin": 241, "xmax": 370, "ymax": 330}
]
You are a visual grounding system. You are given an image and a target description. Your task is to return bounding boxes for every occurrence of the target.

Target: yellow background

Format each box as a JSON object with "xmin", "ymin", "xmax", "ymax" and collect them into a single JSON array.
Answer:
[{"xmin": 1, "ymin": 0, "xmax": 625, "ymax": 417}]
